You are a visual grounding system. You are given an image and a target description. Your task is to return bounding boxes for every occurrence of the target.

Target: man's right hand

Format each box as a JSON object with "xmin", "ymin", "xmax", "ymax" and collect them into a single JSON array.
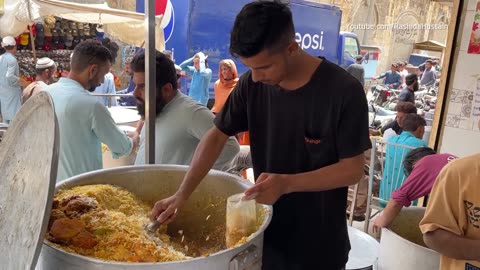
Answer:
[{"xmin": 150, "ymin": 194, "xmax": 187, "ymax": 225}]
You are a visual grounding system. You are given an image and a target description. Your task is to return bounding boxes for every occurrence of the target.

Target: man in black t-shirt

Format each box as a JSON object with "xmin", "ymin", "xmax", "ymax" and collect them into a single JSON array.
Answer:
[
  {"xmin": 150, "ymin": 2, "xmax": 371, "ymax": 269},
  {"xmin": 398, "ymin": 73, "xmax": 418, "ymax": 104}
]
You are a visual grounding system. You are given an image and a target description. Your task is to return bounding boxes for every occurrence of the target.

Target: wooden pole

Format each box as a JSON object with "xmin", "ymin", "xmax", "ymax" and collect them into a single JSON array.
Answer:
[{"xmin": 29, "ymin": 25, "xmax": 37, "ymax": 63}]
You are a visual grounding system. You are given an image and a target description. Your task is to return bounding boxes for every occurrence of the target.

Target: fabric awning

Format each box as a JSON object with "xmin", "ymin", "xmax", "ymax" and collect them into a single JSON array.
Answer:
[{"xmin": 0, "ymin": 0, "xmax": 165, "ymax": 50}]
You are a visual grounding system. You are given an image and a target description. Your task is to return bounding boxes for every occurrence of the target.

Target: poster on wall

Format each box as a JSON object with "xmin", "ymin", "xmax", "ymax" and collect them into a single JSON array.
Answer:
[
  {"xmin": 474, "ymin": 78, "xmax": 480, "ymax": 117},
  {"xmin": 468, "ymin": 1, "xmax": 480, "ymax": 53}
]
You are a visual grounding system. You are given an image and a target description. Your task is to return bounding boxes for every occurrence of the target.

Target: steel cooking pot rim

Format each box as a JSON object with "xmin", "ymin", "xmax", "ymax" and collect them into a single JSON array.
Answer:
[
  {"xmin": 381, "ymin": 228, "xmax": 437, "ymax": 253},
  {"xmin": 44, "ymin": 164, "xmax": 273, "ymax": 264}
]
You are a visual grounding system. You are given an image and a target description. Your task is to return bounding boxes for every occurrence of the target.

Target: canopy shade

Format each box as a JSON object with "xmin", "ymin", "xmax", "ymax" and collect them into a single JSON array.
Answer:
[{"xmin": 0, "ymin": 0, "xmax": 165, "ymax": 51}]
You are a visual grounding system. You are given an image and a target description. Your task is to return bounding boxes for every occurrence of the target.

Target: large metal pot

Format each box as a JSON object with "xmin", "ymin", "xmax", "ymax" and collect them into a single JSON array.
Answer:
[
  {"xmin": 36, "ymin": 165, "xmax": 272, "ymax": 270},
  {"xmin": 377, "ymin": 207, "xmax": 440, "ymax": 270}
]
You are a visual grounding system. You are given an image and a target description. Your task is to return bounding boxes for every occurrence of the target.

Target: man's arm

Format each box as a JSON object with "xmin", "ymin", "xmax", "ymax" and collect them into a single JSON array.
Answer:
[
  {"xmin": 179, "ymin": 57, "xmax": 195, "ymax": 74},
  {"xmin": 373, "ymin": 199, "xmax": 403, "ymax": 232},
  {"xmin": 92, "ymin": 102, "xmax": 136, "ymax": 157},
  {"xmin": 287, "ymin": 154, "xmax": 364, "ymax": 192},
  {"xmin": 6, "ymin": 59, "xmax": 20, "ymax": 88},
  {"xmin": 424, "ymin": 229, "xmax": 480, "ymax": 261},
  {"xmin": 245, "ymin": 153, "xmax": 365, "ymax": 204},
  {"xmin": 377, "ymin": 72, "xmax": 387, "ymax": 80}
]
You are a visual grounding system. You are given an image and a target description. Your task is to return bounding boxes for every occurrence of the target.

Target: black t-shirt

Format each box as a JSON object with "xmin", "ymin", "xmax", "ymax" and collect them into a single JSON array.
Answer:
[
  {"xmin": 381, "ymin": 119, "xmax": 402, "ymax": 135},
  {"xmin": 398, "ymin": 87, "xmax": 415, "ymax": 104},
  {"xmin": 214, "ymin": 58, "xmax": 371, "ymax": 269}
]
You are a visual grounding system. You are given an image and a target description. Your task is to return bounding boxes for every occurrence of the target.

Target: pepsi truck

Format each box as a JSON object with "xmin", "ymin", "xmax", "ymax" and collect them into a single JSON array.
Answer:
[{"xmin": 137, "ymin": 0, "xmax": 361, "ymax": 104}]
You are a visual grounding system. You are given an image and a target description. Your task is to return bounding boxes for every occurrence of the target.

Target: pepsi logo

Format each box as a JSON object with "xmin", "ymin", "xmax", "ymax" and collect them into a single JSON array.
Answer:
[{"xmin": 156, "ymin": 0, "xmax": 175, "ymax": 43}]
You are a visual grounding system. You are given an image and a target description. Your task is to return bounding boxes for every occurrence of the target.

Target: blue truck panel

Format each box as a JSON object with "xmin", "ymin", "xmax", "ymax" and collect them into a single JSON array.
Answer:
[{"xmin": 137, "ymin": 0, "xmax": 358, "ymax": 100}]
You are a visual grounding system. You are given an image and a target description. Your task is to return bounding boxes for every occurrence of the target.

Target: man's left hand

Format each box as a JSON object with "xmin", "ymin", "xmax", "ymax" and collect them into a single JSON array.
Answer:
[{"xmin": 244, "ymin": 173, "xmax": 291, "ymax": 205}]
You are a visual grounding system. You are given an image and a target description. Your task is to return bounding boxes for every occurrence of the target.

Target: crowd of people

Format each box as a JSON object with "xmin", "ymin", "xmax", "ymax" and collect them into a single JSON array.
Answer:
[
  {"xmin": 344, "ymin": 29, "xmax": 479, "ymax": 270},
  {"xmin": 1, "ymin": 1, "xmax": 479, "ymax": 269}
]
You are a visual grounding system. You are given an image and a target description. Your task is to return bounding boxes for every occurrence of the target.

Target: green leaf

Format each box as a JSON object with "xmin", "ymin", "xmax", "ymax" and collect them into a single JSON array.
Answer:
[{"xmin": 475, "ymin": 13, "xmax": 480, "ymax": 21}]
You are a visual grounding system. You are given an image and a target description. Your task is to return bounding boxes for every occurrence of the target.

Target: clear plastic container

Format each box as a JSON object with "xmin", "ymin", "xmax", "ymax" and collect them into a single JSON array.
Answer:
[{"xmin": 225, "ymin": 193, "xmax": 257, "ymax": 248}]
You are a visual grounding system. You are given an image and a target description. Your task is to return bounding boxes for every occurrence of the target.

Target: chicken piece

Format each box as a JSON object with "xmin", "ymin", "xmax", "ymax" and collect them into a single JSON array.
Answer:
[
  {"xmin": 60, "ymin": 195, "xmax": 80, "ymax": 208},
  {"xmin": 48, "ymin": 209, "xmax": 67, "ymax": 230},
  {"xmin": 49, "ymin": 218, "xmax": 85, "ymax": 242},
  {"xmin": 52, "ymin": 199, "xmax": 60, "ymax": 209},
  {"xmin": 71, "ymin": 230, "xmax": 98, "ymax": 249},
  {"xmin": 64, "ymin": 197, "xmax": 96, "ymax": 217}
]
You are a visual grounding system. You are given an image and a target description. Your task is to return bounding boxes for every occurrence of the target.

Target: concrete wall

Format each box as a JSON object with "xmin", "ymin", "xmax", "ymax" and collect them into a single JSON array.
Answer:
[
  {"xmin": 436, "ymin": 0, "xmax": 480, "ymax": 157},
  {"xmin": 307, "ymin": 0, "xmax": 451, "ymax": 75}
]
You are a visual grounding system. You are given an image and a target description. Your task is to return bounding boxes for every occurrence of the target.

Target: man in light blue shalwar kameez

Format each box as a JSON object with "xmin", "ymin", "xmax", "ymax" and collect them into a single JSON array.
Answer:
[
  {"xmin": 0, "ymin": 36, "xmax": 22, "ymax": 123},
  {"xmin": 179, "ymin": 52, "xmax": 212, "ymax": 106}
]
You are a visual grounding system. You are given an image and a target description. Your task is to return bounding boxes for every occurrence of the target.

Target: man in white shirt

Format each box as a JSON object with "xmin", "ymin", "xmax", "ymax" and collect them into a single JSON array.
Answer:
[
  {"xmin": 22, "ymin": 57, "xmax": 57, "ymax": 104},
  {"xmin": 132, "ymin": 51, "xmax": 239, "ymax": 170}
]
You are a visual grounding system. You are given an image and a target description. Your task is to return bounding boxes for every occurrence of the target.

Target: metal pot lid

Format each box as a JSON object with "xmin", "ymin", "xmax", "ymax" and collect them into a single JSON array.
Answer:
[{"xmin": 0, "ymin": 92, "xmax": 59, "ymax": 270}]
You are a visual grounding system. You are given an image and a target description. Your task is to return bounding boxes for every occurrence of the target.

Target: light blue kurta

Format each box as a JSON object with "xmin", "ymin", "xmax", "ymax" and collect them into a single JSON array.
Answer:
[
  {"xmin": 0, "ymin": 52, "xmax": 22, "ymax": 122},
  {"xmin": 93, "ymin": 72, "xmax": 118, "ymax": 106},
  {"xmin": 135, "ymin": 91, "xmax": 239, "ymax": 171},
  {"xmin": 179, "ymin": 52, "xmax": 212, "ymax": 106},
  {"xmin": 380, "ymin": 131, "xmax": 427, "ymax": 203},
  {"xmin": 44, "ymin": 78, "xmax": 133, "ymax": 182}
]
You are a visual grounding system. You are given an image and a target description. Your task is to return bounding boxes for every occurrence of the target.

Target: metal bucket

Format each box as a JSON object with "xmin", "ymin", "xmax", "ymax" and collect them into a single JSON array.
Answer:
[
  {"xmin": 36, "ymin": 165, "xmax": 272, "ymax": 270},
  {"xmin": 102, "ymin": 126, "xmax": 137, "ymax": 168},
  {"xmin": 108, "ymin": 107, "xmax": 141, "ymax": 128},
  {"xmin": 346, "ymin": 226, "xmax": 379, "ymax": 270},
  {"xmin": 377, "ymin": 207, "xmax": 440, "ymax": 270}
]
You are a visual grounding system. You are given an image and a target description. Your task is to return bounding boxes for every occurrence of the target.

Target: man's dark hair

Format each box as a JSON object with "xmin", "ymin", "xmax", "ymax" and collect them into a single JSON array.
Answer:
[
  {"xmin": 402, "ymin": 113, "xmax": 426, "ymax": 132},
  {"xmin": 403, "ymin": 147, "xmax": 436, "ymax": 176},
  {"xmin": 102, "ymin": 38, "xmax": 119, "ymax": 63},
  {"xmin": 405, "ymin": 73, "xmax": 418, "ymax": 86},
  {"xmin": 131, "ymin": 51, "xmax": 178, "ymax": 91},
  {"xmin": 230, "ymin": 1, "xmax": 294, "ymax": 58},
  {"xmin": 70, "ymin": 40, "xmax": 113, "ymax": 73},
  {"xmin": 396, "ymin": 101, "xmax": 417, "ymax": 114},
  {"xmin": 425, "ymin": 59, "xmax": 433, "ymax": 64}
]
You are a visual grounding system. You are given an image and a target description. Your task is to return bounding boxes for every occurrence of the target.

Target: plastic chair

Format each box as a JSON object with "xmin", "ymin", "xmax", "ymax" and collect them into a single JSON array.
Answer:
[{"xmin": 363, "ymin": 137, "xmax": 417, "ymax": 232}]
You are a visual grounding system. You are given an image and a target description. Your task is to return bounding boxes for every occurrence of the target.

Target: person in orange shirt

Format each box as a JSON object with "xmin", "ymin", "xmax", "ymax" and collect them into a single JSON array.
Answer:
[{"xmin": 211, "ymin": 59, "xmax": 238, "ymax": 114}]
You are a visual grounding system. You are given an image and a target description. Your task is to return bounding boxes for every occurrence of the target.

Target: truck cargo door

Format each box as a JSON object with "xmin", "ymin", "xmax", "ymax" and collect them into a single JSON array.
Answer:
[{"xmin": 339, "ymin": 32, "xmax": 361, "ymax": 68}]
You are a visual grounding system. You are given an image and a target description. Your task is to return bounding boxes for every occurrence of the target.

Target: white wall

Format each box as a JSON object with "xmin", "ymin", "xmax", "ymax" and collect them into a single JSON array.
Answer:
[{"xmin": 438, "ymin": 0, "xmax": 480, "ymax": 157}]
